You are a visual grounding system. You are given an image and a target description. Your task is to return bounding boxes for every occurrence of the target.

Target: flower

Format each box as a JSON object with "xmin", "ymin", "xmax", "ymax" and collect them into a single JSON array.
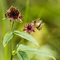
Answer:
[
  {"xmin": 5, "ymin": 6, "xmax": 22, "ymax": 21},
  {"xmin": 33, "ymin": 18, "xmax": 44, "ymax": 30},
  {"xmin": 23, "ymin": 23, "xmax": 35, "ymax": 34}
]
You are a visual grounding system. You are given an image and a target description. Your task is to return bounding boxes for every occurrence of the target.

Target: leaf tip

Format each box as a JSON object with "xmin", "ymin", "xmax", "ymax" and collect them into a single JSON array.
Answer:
[
  {"xmin": 3, "ymin": 42, "xmax": 6, "ymax": 47},
  {"xmin": 36, "ymin": 42, "xmax": 39, "ymax": 47}
]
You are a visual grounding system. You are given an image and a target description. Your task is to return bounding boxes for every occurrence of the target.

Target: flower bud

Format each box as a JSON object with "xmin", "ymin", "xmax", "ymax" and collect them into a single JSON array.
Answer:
[{"xmin": 33, "ymin": 18, "xmax": 44, "ymax": 30}]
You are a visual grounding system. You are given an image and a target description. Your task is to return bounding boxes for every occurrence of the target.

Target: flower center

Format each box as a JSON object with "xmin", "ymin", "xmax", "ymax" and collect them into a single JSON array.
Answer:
[
  {"xmin": 11, "ymin": 11, "xmax": 16, "ymax": 16},
  {"xmin": 11, "ymin": 10, "xmax": 19, "ymax": 18},
  {"xmin": 27, "ymin": 25, "xmax": 32, "ymax": 30}
]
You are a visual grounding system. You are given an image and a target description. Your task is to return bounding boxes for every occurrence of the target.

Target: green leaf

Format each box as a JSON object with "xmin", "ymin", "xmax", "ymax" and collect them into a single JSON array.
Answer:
[
  {"xmin": 3, "ymin": 32, "xmax": 13, "ymax": 47},
  {"xmin": 17, "ymin": 44, "xmax": 56, "ymax": 60},
  {"xmin": 14, "ymin": 30, "xmax": 39, "ymax": 46},
  {"xmin": 17, "ymin": 51, "xmax": 30, "ymax": 60}
]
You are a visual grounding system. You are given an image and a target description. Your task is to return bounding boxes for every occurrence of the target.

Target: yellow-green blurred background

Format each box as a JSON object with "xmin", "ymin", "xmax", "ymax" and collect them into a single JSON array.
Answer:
[{"xmin": 0, "ymin": 0, "xmax": 59, "ymax": 60}]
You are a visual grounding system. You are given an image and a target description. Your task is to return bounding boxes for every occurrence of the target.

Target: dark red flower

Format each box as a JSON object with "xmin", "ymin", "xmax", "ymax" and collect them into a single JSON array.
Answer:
[
  {"xmin": 33, "ymin": 18, "xmax": 44, "ymax": 30},
  {"xmin": 23, "ymin": 23, "xmax": 35, "ymax": 34},
  {"xmin": 5, "ymin": 6, "xmax": 22, "ymax": 21}
]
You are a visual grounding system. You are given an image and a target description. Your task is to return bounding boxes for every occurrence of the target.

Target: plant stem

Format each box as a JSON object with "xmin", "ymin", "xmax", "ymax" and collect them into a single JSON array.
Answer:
[
  {"xmin": 10, "ymin": 21, "xmax": 14, "ymax": 31},
  {"xmin": 10, "ymin": 21, "xmax": 14, "ymax": 60},
  {"xmin": 10, "ymin": 54, "xmax": 13, "ymax": 60}
]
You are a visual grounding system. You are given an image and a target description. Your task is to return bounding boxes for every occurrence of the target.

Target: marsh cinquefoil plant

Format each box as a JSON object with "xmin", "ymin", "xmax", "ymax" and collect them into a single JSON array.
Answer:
[{"xmin": 3, "ymin": 6, "xmax": 56, "ymax": 60}]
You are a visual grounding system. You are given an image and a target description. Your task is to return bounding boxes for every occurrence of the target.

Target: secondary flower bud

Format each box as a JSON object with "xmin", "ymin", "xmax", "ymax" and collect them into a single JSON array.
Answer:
[{"xmin": 23, "ymin": 23, "xmax": 35, "ymax": 34}]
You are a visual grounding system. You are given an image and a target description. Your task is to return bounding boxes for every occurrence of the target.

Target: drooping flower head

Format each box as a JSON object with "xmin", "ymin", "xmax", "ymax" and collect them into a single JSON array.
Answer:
[
  {"xmin": 5, "ymin": 6, "xmax": 22, "ymax": 21},
  {"xmin": 33, "ymin": 18, "xmax": 44, "ymax": 30},
  {"xmin": 23, "ymin": 23, "xmax": 35, "ymax": 34}
]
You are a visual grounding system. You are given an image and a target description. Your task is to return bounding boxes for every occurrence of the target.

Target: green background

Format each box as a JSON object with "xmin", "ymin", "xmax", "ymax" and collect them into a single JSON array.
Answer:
[{"xmin": 0, "ymin": 0, "xmax": 59, "ymax": 60}]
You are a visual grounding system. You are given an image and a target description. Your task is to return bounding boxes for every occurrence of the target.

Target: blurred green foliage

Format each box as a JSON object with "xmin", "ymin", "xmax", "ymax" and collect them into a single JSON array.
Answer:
[{"xmin": 0, "ymin": 0, "xmax": 59, "ymax": 60}]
